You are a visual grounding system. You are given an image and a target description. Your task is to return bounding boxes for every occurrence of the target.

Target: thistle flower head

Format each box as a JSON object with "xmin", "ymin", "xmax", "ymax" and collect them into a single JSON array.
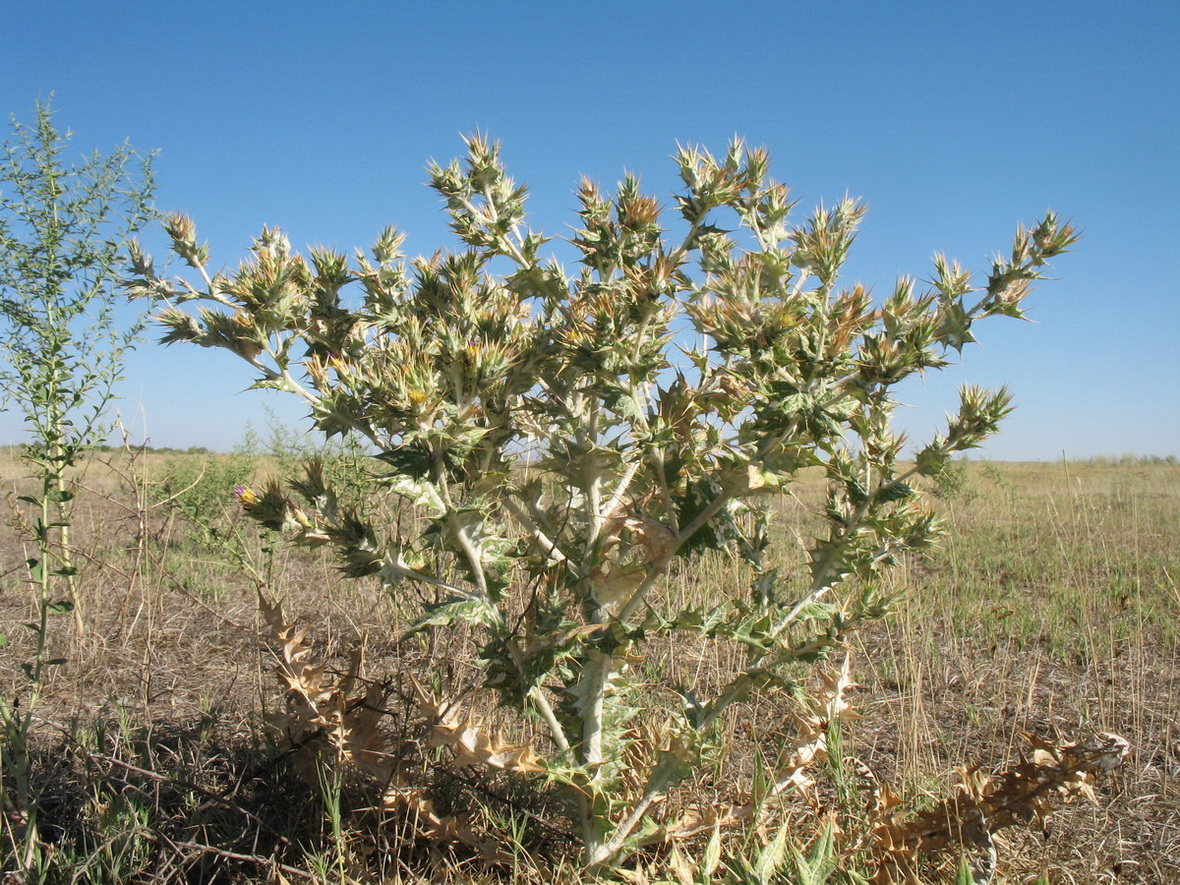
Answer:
[{"xmin": 232, "ymin": 484, "xmax": 258, "ymax": 510}]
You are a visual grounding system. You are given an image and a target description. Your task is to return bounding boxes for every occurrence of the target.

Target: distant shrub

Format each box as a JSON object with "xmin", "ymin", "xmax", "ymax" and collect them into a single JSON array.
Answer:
[{"xmin": 932, "ymin": 457, "xmax": 975, "ymax": 502}]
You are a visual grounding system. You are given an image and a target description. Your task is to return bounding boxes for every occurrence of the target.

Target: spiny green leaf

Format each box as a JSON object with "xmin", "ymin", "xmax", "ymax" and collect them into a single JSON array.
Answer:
[
  {"xmin": 383, "ymin": 475, "xmax": 445, "ymax": 518},
  {"xmin": 408, "ymin": 595, "xmax": 499, "ymax": 632},
  {"xmin": 755, "ymin": 817, "xmax": 791, "ymax": 883}
]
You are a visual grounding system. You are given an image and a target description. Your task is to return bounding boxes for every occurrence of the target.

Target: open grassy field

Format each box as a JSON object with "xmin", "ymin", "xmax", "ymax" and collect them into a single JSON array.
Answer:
[{"xmin": 1, "ymin": 451, "xmax": 1177, "ymax": 883}]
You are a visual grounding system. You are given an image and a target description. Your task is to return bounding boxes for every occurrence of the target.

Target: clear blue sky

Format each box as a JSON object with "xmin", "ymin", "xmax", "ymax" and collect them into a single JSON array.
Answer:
[{"xmin": 1, "ymin": 1, "xmax": 1176, "ymax": 459}]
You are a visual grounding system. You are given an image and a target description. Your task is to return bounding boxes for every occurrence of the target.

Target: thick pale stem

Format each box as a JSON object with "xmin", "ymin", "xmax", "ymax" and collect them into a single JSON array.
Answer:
[
  {"xmin": 582, "ymin": 404, "xmax": 604, "ymax": 555},
  {"xmin": 579, "ymin": 649, "xmax": 612, "ymax": 767},
  {"xmin": 600, "ymin": 459, "xmax": 641, "ymax": 526},
  {"xmin": 577, "ymin": 648, "xmax": 615, "ymax": 860},
  {"xmin": 588, "ymin": 751, "xmax": 684, "ymax": 868}
]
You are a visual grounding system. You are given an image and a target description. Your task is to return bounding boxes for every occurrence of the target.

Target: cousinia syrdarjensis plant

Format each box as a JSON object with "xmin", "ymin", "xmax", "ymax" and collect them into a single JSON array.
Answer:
[{"xmin": 126, "ymin": 136, "xmax": 1075, "ymax": 869}]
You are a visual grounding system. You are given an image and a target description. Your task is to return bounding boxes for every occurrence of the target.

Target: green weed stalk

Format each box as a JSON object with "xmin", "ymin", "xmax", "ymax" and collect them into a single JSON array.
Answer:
[{"xmin": 0, "ymin": 98, "xmax": 154, "ymax": 878}]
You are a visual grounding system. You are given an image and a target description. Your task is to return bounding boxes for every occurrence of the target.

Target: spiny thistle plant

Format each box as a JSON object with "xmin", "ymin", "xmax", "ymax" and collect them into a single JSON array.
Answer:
[{"xmin": 126, "ymin": 136, "xmax": 1081, "ymax": 870}]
